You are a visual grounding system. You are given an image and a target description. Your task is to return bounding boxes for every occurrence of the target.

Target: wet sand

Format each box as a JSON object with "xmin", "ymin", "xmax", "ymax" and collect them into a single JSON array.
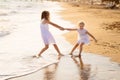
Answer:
[
  {"xmin": 9, "ymin": 54, "xmax": 120, "ymax": 80},
  {"xmin": 0, "ymin": 1, "xmax": 65, "ymax": 79},
  {"xmin": 1, "ymin": 1, "xmax": 120, "ymax": 80},
  {"xmin": 60, "ymin": 2, "xmax": 120, "ymax": 63}
]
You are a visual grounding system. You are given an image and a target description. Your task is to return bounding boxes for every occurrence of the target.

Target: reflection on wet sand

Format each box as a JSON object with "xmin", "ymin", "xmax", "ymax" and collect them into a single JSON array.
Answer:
[
  {"xmin": 44, "ymin": 65, "xmax": 55, "ymax": 80},
  {"xmin": 72, "ymin": 56, "xmax": 91, "ymax": 80},
  {"xmin": 9, "ymin": 54, "xmax": 120, "ymax": 80},
  {"xmin": 43, "ymin": 56, "xmax": 60, "ymax": 80},
  {"xmin": 43, "ymin": 56, "xmax": 91, "ymax": 80}
]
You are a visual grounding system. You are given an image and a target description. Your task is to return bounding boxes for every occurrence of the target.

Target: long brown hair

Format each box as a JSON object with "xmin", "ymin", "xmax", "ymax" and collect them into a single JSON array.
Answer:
[{"xmin": 41, "ymin": 11, "xmax": 50, "ymax": 20}]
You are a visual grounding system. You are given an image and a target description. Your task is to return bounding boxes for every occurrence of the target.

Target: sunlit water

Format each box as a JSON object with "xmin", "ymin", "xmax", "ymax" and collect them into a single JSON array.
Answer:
[
  {"xmin": 0, "ymin": 0, "xmax": 73, "ymax": 80},
  {"xmin": 0, "ymin": 0, "xmax": 120, "ymax": 80}
]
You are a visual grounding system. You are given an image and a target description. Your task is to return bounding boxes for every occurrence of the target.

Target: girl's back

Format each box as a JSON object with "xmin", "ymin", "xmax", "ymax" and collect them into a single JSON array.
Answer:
[{"xmin": 40, "ymin": 19, "xmax": 49, "ymax": 33}]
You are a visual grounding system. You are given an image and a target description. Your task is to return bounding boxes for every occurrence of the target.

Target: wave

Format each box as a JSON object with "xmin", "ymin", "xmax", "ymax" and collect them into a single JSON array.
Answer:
[{"xmin": 0, "ymin": 55, "xmax": 58, "ymax": 80}]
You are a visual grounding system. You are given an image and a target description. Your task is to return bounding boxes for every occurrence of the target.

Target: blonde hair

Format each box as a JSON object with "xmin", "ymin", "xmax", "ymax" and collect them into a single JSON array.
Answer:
[{"xmin": 78, "ymin": 21, "xmax": 85, "ymax": 26}]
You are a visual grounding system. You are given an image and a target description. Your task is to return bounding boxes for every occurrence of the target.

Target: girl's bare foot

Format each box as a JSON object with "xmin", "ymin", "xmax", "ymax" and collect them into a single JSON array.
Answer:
[
  {"xmin": 36, "ymin": 55, "xmax": 40, "ymax": 58},
  {"xmin": 58, "ymin": 53, "xmax": 64, "ymax": 56},
  {"xmin": 57, "ymin": 56, "xmax": 61, "ymax": 60},
  {"xmin": 69, "ymin": 53, "xmax": 73, "ymax": 57},
  {"xmin": 33, "ymin": 54, "xmax": 41, "ymax": 58},
  {"xmin": 69, "ymin": 52, "xmax": 73, "ymax": 55},
  {"xmin": 32, "ymin": 55, "xmax": 39, "ymax": 58},
  {"xmin": 73, "ymin": 54, "xmax": 81, "ymax": 58}
]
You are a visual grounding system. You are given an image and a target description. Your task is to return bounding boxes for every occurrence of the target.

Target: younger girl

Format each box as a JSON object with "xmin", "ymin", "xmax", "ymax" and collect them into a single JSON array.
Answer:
[
  {"xmin": 36, "ymin": 11, "xmax": 64, "ymax": 57},
  {"xmin": 65, "ymin": 21, "xmax": 97, "ymax": 57}
]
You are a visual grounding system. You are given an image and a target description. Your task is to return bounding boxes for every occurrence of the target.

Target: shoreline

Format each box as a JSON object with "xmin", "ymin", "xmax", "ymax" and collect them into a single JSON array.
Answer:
[
  {"xmin": 5, "ymin": 2, "xmax": 120, "ymax": 80},
  {"xmin": 59, "ymin": 2, "xmax": 120, "ymax": 63},
  {"xmin": 6, "ymin": 62, "xmax": 58, "ymax": 80}
]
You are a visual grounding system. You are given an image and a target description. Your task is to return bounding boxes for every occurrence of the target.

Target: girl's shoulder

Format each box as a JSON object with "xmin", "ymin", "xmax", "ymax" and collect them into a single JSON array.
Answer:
[
  {"xmin": 41, "ymin": 19, "xmax": 48, "ymax": 24},
  {"xmin": 77, "ymin": 28, "xmax": 88, "ymax": 32}
]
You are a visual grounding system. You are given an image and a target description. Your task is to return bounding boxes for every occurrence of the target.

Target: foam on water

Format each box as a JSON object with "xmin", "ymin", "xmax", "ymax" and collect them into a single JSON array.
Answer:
[{"xmin": 0, "ymin": 1, "xmax": 69, "ymax": 79}]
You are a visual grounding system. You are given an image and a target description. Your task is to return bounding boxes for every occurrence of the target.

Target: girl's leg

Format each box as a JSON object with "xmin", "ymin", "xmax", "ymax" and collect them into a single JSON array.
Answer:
[
  {"xmin": 70, "ymin": 43, "xmax": 79, "ymax": 55},
  {"xmin": 37, "ymin": 45, "xmax": 49, "ymax": 57},
  {"xmin": 53, "ymin": 44, "xmax": 62, "ymax": 56},
  {"xmin": 79, "ymin": 43, "xmax": 84, "ymax": 58}
]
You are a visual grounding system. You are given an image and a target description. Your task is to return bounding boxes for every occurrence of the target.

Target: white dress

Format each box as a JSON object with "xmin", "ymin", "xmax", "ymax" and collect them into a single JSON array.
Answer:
[
  {"xmin": 77, "ymin": 29, "xmax": 89, "ymax": 44},
  {"xmin": 40, "ymin": 20, "xmax": 56, "ymax": 45}
]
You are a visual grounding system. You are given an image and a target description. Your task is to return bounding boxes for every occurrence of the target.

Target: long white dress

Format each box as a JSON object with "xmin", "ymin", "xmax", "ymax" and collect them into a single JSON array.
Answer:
[
  {"xmin": 77, "ymin": 29, "xmax": 89, "ymax": 44},
  {"xmin": 40, "ymin": 20, "xmax": 56, "ymax": 45}
]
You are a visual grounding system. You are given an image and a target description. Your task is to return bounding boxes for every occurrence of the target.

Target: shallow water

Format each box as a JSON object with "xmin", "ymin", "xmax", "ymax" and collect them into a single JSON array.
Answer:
[
  {"xmin": 0, "ymin": 0, "xmax": 73, "ymax": 80},
  {"xmin": 9, "ymin": 55, "xmax": 120, "ymax": 80},
  {"xmin": 0, "ymin": 0, "xmax": 120, "ymax": 80}
]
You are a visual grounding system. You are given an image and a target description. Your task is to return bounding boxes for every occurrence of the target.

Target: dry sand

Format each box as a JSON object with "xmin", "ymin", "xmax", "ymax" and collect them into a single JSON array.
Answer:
[{"xmin": 60, "ymin": 2, "xmax": 120, "ymax": 63}]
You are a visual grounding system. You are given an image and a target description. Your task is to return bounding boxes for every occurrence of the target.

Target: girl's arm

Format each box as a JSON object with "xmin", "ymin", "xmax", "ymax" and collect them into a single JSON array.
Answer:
[
  {"xmin": 65, "ymin": 28, "xmax": 77, "ymax": 31},
  {"xmin": 86, "ymin": 31, "xmax": 97, "ymax": 42},
  {"xmin": 47, "ymin": 20, "xmax": 64, "ymax": 30}
]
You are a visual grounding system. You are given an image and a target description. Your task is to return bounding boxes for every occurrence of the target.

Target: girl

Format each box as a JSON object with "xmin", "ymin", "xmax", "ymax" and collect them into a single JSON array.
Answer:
[
  {"xmin": 65, "ymin": 21, "xmax": 97, "ymax": 58},
  {"xmin": 36, "ymin": 11, "xmax": 64, "ymax": 57}
]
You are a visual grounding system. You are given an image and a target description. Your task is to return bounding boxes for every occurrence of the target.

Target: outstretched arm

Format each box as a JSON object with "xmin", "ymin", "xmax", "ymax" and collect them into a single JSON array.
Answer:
[
  {"xmin": 65, "ymin": 28, "xmax": 77, "ymax": 31},
  {"xmin": 48, "ymin": 21, "xmax": 64, "ymax": 30},
  {"xmin": 86, "ymin": 31, "xmax": 97, "ymax": 42}
]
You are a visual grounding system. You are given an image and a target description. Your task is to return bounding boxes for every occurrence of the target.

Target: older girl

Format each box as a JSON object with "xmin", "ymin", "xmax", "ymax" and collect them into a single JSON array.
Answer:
[{"xmin": 36, "ymin": 11, "xmax": 64, "ymax": 57}]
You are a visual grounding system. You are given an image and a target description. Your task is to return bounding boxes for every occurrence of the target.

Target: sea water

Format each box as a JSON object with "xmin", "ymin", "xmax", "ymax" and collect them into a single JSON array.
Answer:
[
  {"xmin": 0, "ymin": 1, "xmax": 120, "ymax": 80},
  {"xmin": 0, "ymin": 0, "xmax": 73, "ymax": 79}
]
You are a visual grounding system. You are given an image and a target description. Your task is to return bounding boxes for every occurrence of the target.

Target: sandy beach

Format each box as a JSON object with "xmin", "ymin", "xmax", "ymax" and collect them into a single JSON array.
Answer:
[
  {"xmin": 60, "ymin": 2, "xmax": 120, "ymax": 63},
  {"xmin": 0, "ymin": 1, "xmax": 120, "ymax": 80}
]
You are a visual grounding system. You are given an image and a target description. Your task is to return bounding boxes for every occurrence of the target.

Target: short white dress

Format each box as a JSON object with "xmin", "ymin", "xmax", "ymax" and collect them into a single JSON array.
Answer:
[
  {"xmin": 77, "ymin": 29, "xmax": 89, "ymax": 44},
  {"xmin": 40, "ymin": 20, "xmax": 56, "ymax": 45}
]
